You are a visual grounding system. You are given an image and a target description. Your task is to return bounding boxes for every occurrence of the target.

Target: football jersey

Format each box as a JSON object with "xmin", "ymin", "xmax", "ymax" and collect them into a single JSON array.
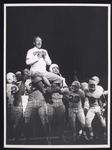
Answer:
[
  {"xmin": 68, "ymin": 89, "xmax": 85, "ymax": 108},
  {"xmin": 86, "ymin": 89, "xmax": 103, "ymax": 107},
  {"xmin": 6, "ymin": 84, "xmax": 19, "ymax": 105}
]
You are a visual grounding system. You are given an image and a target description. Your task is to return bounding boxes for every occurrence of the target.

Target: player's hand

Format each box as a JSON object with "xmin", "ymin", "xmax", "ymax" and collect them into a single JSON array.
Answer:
[
  {"xmin": 51, "ymin": 84, "xmax": 61, "ymax": 93},
  {"xmin": 46, "ymin": 87, "xmax": 53, "ymax": 94},
  {"xmin": 104, "ymin": 90, "xmax": 108, "ymax": 95}
]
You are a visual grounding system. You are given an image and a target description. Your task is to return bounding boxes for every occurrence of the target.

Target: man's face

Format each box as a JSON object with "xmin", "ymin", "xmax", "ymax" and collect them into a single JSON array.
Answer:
[
  {"xmin": 52, "ymin": 66, "xmax": 60, "ymax": 75},
  {"xmin": 34, "ymin": 37, "xmax": 42, "ymax": 49},
  {"xmin": 71, "ymin": 85, "xmax": 79, "ymax": 92},
  {"xmin": 89, "ymin": 84, "xmax": 96, "ymax": 92},
  {"xmin": 23, "ymin": 69, "xmax": 31, "ymax": 79}
]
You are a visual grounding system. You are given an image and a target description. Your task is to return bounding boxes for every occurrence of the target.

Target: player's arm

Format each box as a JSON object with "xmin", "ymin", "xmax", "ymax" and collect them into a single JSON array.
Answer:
[
  {"xmin": 60, "ymin": 78, "xmax": 69, "ymax": 94},
  {"xmin": 42, "ymin": 49, "xmax": 52, "ymax": 65},
  {"xmin": 60, "ymin": 87, "xmax": 69, "ymax": 94},
  {"xmin": 78, "ymin": 89, "xmax": 85, "ymax": 108},
  {"xmin": 83, "ymin": 96, "xmax": 90, "ymax": 115},
  {"xmin": 98, "ymin": 94, "xmax": 107, "ymax": 117},
  {"xmin": 83, "ymin": 96, "xmax": 89, "ymax": 108},
  {"xmin": 98, "ymin": 93, "xmax": 106, "ymax": 107},
  {"xmin": 78, "ymin": 89, "xmax": 85, "ymax": 98},
  {"xmin": 104, "ymin": 90, "xmax": 108, "ymax": 95},
  {"xmin": 26, "ymin": 50, "xmax": 39, "ymax": 65}
]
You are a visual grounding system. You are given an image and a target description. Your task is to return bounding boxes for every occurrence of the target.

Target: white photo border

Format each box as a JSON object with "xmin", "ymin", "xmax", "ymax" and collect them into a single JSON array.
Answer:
[{"xmin": 4, "ymin": 3, "xmax": 111, "ymax": 148}]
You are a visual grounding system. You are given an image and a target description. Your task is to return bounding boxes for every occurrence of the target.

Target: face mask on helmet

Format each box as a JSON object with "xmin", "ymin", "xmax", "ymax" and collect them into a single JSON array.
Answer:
[
  {"xmin": 71, "ymin": 81, "xmax": 80, "ymax": 92},
  {"xmin": 7, "ymin": 72, "xmax": 17, "ymax": 84},
  {"xmin": 88, "ymin": 79, "xmax": 97, "ymax": 92}
]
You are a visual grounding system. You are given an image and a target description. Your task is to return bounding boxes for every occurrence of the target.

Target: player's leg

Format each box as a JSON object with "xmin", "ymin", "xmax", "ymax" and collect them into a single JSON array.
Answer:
[
  {"xmin": 13, "ymin": 102, "xmax": 23, "ymax": 143},
  {"xmin": 77, "ymin": 109, "xmax": 87, "ymax": 140},
  {"xmin": 31, "ymin": 72, "xmax": 52, "ymax": 104},
  {"xmin": 68, "ymin": 108, "xmax": 77, "ymax": 142},
  {"xmin": 85, "ymin": 107, "xmax": 95, "ymax": 140},
  {"xmin": 24, "ymin": 99, "xmax": 36, "ymax": 143},
  {"xmin": 55, "ymin": 104, "xmax": 66, "ymax": 143},
  {"xmin": 96, "ymin": 106, "xmax": 107, "ymax": 141},
  {"xmin": 47, "ymin": 103, "xmax": 55, "ymax": 125},
  {"xmin": 47, "ymin": 103, "xmax": 55, "ymax": 141},
  {"xmin": 62, "ymin": 97, "xmax": 69, "ymax": 125},
  {"xmin": 7, "ymin": 103, "xmax": 13, "ymax": 140},
  {"xmin": 31, "ymin": 72, "xmax": 46, "ymax": 95},
  {"xmin": 38, "ymin": 104, "xmax": 52, "ymax": 144},
  {"xmin": 43, "ymin": 71, "xmax": 63, "ymax": 85}
]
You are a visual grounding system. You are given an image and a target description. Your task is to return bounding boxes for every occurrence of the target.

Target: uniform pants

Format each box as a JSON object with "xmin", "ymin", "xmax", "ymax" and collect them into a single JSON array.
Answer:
[
  {"xmin": 7, "ymin": 102, "xmax": 23, "ymax": 139},
  {"xmin": 68, "ymin": 107, "xmax": 85, "ymax": 136},
  {"xmin": 85, "ymin": 105, "xmax": 106, "ymax": 136},
  {"xmin": 24, "ymin": 90, "xmax": 49, "ymax": 139},
  {"xmin": 47, "ymin": 100, "xmax": 65, "ymax": 138}
]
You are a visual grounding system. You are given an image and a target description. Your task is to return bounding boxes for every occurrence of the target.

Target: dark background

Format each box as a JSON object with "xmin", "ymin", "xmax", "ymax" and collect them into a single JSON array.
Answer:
[{"xmin": 6, "ymin": 6, "xmax": 108, "ymax": 89}]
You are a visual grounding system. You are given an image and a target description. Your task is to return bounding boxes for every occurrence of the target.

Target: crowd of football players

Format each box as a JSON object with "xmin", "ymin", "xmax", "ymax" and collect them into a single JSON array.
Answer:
[{"xmin": 6, "ymin": 66, "xmax": 108, "ymax": 145}]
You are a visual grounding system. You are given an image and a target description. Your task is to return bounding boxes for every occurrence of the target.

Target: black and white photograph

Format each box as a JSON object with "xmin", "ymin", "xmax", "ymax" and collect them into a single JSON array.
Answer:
[{"xmin": 4, "ymin": 3, "xmax": 111, "ymax": 148}]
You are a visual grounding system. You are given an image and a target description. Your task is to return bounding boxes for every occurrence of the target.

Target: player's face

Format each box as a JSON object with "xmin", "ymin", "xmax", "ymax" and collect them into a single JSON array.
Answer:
[
  {"xmin": 23, "ymin": 69, "xmax": 31, "ymax": 78},
  {"xmin": 34, "ymin": 37, "xmax": 42, "ymax": 49},
  {"xmin": 16, "ymin": 73, "xmax": 22, "ymax": 81},
  {"xmin": 10, "ymin": 74, "xmax": 17, "ymax": 83},
  {"xmin": 71, "ymin": 85, "xmax": 79, "ymax": 92},
  {"xmin": 52, "ymin": 66, "xmax": 60, "ymax": 75},
  {"xmin": 7, "ymin": 73, "xmax": 17, "ymax": 84},
  {"xmin": 89, "ymin": 84, "xmax": 96, "ymax": 92}
]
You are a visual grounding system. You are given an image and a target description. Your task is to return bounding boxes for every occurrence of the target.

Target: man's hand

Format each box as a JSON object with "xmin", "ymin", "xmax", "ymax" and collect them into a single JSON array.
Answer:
[
  {"xmin": 51, "ymin": 83, "xmax": 61, "ymax": 93},
  {"xmin": 42, "ymin": 50, "xmax": 46, "ymax": 59},
  {"xmin": 46, "ymin": 87, "xmax": 53, "ymax": 94}
]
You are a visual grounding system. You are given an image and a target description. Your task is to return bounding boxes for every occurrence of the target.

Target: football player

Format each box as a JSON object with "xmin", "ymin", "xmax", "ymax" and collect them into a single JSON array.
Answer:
[
  {"xmin": 85, "ymin": 79, "xmax": 106, "ymax": 141},
  {"xmin": 6, "ymin": 72, "xmax": 23, "ymax": 143},
  {"xmin": 68, "ymin": 81, "xmax": 87, "ymax": 142},
  {"xmin": 47, "ymin": 63, "xmax": 69, "ymax": 144},
  {"xmin": 22, "ymin": 69, "xmax": 52, "ymax": 144}
]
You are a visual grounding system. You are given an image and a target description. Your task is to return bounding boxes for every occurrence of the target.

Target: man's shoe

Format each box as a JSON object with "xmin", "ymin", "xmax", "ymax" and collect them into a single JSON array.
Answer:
[
  {"xmin": 83, "ymin": 135, "xmax": 89, "ymax": 140},
  {"xmin": 47, "ymin": 139, "xmax": 52, "ymax": 145},
  {"xmin": 59, "ymin": 136, "xmax": 68, "ymax": 144},
  {"xmin": 88, "ymin": 136, "xmax": 94, "ymax": 141},
  {"xmin": 73, "ymin": 136, "xmax": 77, "ymax": 143}
]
